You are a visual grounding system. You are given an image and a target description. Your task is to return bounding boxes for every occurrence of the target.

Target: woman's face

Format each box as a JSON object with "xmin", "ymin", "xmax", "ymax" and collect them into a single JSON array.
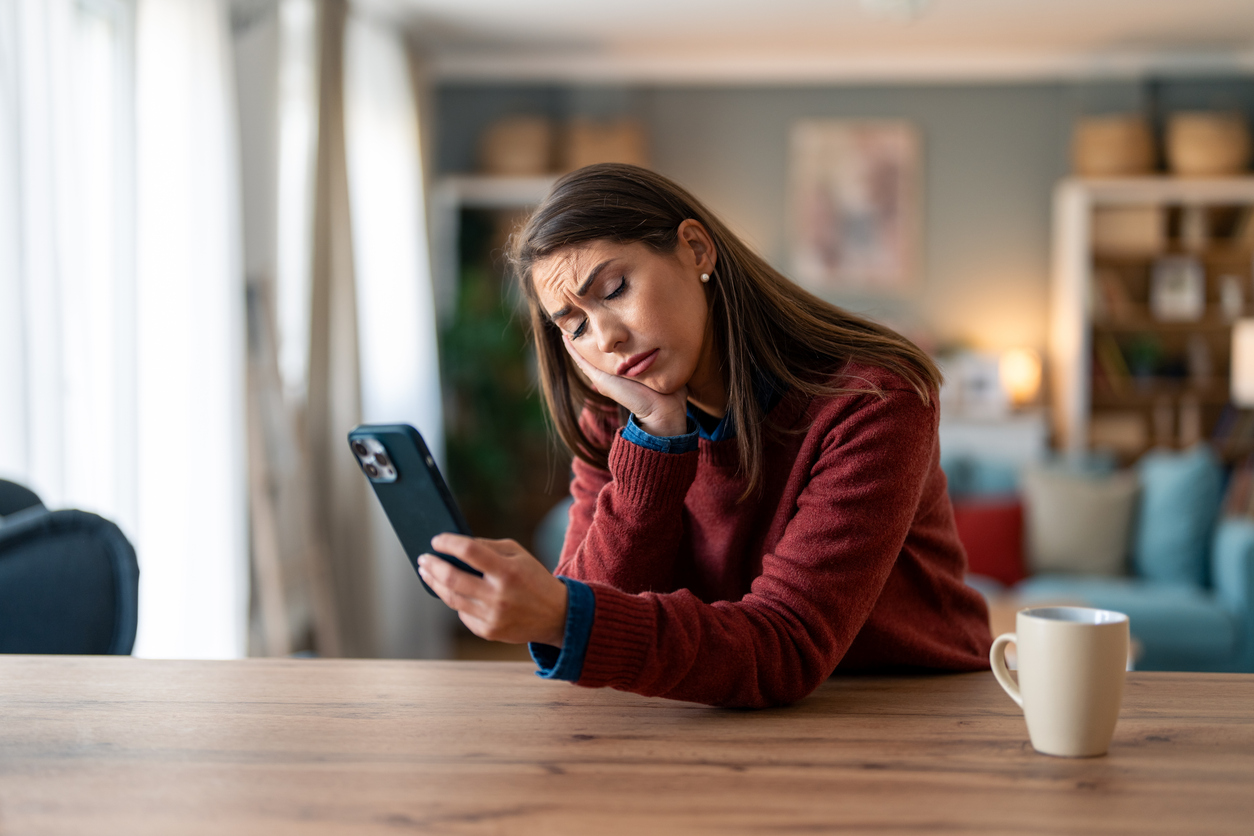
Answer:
[{"xmin": 532, "ymin": 223, "xmax": 718, "ymax": 401}]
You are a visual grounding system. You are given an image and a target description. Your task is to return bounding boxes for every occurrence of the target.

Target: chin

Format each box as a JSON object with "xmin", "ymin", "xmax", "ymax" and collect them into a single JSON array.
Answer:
[{"xmin": 646, "ymin": 374, "xmax": 686, "ymax": 397}]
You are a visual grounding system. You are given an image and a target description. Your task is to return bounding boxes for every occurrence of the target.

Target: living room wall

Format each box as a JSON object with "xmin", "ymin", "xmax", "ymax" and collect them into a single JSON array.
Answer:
[{"xmin": 435, "ymin": 77, "xmax": 1254, "ymax": 354}]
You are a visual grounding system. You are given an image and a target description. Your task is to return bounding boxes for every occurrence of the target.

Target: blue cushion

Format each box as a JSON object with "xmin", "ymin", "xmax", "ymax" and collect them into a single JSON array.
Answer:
[
  {"xmin": 968, "ymin": 459, "xmax": 1020, "ymax": 497},
  {"xmin": 940, "ymin": 453, "xmax": 972, "ymax": 498},
  {"xmin": 1014, "ymin": 575, "xmax": 1237, "ymax": 669},
  {"xmin": 940, "ymin": 455, "xmax": 1019, "ymax": 499},
  {"xmin": 1133, "ymin": 446, "xmax": 1222, "ymax": 589},
  {"xmin": 1213, "ymin": 518, "xmax": 1254, "ymax": 617}
]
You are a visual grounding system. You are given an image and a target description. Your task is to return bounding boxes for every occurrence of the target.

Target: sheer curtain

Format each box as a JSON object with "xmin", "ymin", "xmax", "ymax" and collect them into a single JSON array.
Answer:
[
  {"xmin": 2, "ymin": 0, "xmax": 446, "ymax": 660},
  {"xmin": 343, "ymin": 10, "xmax": 451, "ymax": 658},
  {"xmin": 132, "ymin": 0, "xmax": 247, "ymax": 658},
  {"xmin": 0, "ymin": 0, "xmax": 248, "ymax": 658},
  {"xmin": 0, "ymin": 0, "xmax": 134, "ymax": 531}
]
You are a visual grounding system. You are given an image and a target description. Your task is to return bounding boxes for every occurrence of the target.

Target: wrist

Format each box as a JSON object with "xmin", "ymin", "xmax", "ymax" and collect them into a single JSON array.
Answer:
[
  {"xmin": 634, "ymin": 411, "xmax": 688, "ymax": 438},
  {"xmin": 542, "ymin": 579, "xmax": 569, "ymax": 648}
]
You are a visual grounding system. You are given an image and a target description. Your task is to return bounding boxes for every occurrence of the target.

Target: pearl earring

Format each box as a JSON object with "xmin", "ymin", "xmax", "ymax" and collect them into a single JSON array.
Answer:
[{"xmin": 700, "ymin": 273, "xmax": 710, "ymax": 283}]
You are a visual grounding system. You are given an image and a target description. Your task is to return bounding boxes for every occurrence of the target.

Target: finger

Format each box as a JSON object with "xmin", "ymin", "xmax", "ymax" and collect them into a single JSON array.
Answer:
[
  {"xmin": 418, "ymin": 558, "xmax": 491, "ymax": 617},
  {"xmin": 419, "ymin": 552, "xmax": 493, "ymax": 599},
  {"xmin": 483, "ymin": 537, "xmax": 527, "ymax": 557},
  {"xmin": 430, "ymin": 532, "xmax": 473, "ymax": 555},
  {"xmin": 430, "ymin": 534, "xmax": 504, "ymax": 574},
  {"xmin": 562, "ymin": 337, "xmax": 602, "ymax": 394},
  {"xmin": 417, "ymin": 560, "xmax": 458, "ymax": 608},
  {"xmin": 433, "ymin": 582, "xmax": 488, "ymax": 619},
  {"xmin": 457, "ymin": 611, "xmax": 501, "ymax": 643},
  {"xmin": 562, "ymin": 335, "xmax": 662, "ymax": 414}
]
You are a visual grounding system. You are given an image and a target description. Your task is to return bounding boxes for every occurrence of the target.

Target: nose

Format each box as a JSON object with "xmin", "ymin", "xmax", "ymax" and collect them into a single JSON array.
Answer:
[{"xmin": 592, "ymin": 313, "xmax": 627, "ymax": 355}]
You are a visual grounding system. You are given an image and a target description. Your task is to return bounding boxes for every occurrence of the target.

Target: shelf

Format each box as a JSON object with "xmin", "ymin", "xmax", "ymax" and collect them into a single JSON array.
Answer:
[
  {"xmin": 1052, "ymin": 177, "xmax": 1254, "ymax": 458},
  {"xmin": 430, "ymin": 175, "xmax": 559, "ymax": 325},
  {"xmin": 1092, "ymin": 317, "xmax": 1236, "ymax": 333},
  {"xmin": 1058, "ymin": 176, "xmax": 1254, "ymax": 206},
  {"xmin": 1090, "ymin": 384, "xmax": 1232, "ymax": 408},
  {"xmin": 434, "ymin": 174, "xmax": 558, "ymax": 210},
  {"xmin": 1094, "ymin": 247, "xmax": 1254, "ymax": 266}
]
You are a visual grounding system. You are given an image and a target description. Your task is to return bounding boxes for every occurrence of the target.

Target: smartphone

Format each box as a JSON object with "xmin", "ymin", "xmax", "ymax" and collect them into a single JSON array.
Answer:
[{"xmin": 348, "ymin": 423, "xmax": 482, "ymax": 598}]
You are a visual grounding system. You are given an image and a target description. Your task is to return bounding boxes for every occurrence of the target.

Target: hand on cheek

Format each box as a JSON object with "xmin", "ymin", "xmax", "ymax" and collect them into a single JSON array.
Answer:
[
  {"xmin": 418, "ymin": 534, "xmax": 568, "ymax": 647},
  {"xmin": 563, "ymin": 336, "xmax": 689, "ymax": 437}
]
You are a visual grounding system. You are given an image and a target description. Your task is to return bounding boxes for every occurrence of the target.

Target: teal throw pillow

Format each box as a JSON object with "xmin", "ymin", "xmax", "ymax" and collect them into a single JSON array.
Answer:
[{"xmin": 1133, "ymin": 446, "xmax": 1222, "ymax": 588}]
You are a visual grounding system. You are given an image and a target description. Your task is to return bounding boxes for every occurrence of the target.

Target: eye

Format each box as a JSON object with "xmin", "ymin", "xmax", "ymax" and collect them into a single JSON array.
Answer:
[
  {"xmin": 606, "ymin": 278, "xmax": 626, "ymax": 300},
  {"xmin": 571, "ymin": 318, "xmax": 588, "ymax": 339}
]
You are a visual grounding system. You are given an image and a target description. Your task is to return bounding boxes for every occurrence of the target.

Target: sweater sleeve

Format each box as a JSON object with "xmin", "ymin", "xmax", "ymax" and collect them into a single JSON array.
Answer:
[
  {"xmin": 574, "ymin": 387, "xmax": 942, "ymax": 708},
  {"xmin": 556, "ymin": 406, "xmax": 699, "ymax": 593}
]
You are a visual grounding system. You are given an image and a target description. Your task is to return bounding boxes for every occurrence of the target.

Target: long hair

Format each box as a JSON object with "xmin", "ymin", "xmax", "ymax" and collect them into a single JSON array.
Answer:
[{"xmin": 509, "ymin": 163, "xmax": 940, "ymax": 496}]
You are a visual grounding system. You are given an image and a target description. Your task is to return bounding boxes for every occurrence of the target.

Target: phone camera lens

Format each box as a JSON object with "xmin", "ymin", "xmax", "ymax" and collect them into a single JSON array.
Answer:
[
  {"xmin": 374, "ymin": 453, "xmax": 390, "ymax": 468},
  {"xmin": 365, "ymin": 463, "xmax": 379, "ymax": 478},
  {"xmin": 352, "ymin": 441, "xmax": 368, "ymax": 457}
]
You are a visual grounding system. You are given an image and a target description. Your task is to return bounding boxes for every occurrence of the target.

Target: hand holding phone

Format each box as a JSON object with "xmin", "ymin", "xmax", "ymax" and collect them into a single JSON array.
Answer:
[
  {"xmin": 417, "ymin": 533, "xmax": 568, "ymax": 647},
  {"xmin": 348, "ymin": 424, "xmax": 481, "ymax": 599},
  {"xmin": 349, "ymin": 423, "xmax": 569, "ymax": 645}
]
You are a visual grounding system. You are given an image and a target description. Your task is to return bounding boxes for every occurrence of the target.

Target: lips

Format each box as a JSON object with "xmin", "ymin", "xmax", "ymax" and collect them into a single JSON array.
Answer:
[{"xmin": 618, "ymin": 349, "xmax": 659, "ymax": 377}]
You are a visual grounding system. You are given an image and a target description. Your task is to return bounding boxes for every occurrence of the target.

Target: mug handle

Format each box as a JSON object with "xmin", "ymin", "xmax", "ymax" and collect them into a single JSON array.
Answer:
[{"xmin": 990, "ymin": 632, "xmax": 1023, "ymax": 708}]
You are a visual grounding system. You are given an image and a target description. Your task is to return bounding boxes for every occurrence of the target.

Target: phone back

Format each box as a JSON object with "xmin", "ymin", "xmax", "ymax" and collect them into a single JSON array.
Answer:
[{"xmin": 347, "ymin": 424, "xmax": 480, "ymax": 597}]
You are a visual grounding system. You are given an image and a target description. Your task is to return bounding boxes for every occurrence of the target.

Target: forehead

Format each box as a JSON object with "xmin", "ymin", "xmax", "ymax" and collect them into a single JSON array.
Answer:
[{"xmin": 531, "ymin": 240, "xmax": 625, "ymax": 307}]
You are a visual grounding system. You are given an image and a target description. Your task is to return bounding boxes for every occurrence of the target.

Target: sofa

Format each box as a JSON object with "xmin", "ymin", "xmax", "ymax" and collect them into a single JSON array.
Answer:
[{"xmin": 947, "ymin": 446, "xmax": 1254, "ymax": 673}]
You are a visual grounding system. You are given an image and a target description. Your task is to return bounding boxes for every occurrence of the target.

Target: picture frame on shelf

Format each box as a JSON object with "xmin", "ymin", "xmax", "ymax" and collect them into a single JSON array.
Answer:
[{"xmin": 1150, "ymin": 255, "xmax": 1206, "ymax": 322}]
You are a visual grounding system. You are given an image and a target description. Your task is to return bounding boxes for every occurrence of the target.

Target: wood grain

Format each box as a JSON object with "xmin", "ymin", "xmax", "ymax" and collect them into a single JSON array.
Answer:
[{"xmin": 1, "ymin": 657, "xmax": 1251, "ymax": 835}]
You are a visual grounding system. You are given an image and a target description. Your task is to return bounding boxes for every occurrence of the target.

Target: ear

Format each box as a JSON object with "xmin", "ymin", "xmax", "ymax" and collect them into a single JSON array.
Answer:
[{"xmin": 676, "ymin": 219, "xmax": 717, "ymax": 275}]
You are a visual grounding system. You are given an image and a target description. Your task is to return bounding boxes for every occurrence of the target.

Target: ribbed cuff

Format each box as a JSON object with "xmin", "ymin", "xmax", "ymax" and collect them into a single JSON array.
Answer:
[
  {"xmin": 576, "ymin": 583, "xmax": 658, "ymax": 690},
  {"xmin": 608, "ymin": 429, "xmax": 699, "ymax": 508},
  {"xmin": 528, "ymin": 576, "xmax": 595, "ymax": 681}
]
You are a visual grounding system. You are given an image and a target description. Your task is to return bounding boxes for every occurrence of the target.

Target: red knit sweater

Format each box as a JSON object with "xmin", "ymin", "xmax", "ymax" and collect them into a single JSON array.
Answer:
[{"xmin": 556, "ymin": 362, "xmax": 992, "ymax": 708}]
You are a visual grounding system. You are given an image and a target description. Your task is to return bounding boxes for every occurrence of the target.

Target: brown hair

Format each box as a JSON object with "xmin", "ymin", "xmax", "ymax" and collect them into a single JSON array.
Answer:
[{"xmin": 509, "ymin": 163, "xmax": 940, "ymax": 495}]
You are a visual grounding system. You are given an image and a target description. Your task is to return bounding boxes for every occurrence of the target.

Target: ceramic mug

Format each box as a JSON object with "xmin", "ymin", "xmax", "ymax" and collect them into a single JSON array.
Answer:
[{"xmin": 990, "ymin": 606, "xmax": 1130, "ymax": 757}]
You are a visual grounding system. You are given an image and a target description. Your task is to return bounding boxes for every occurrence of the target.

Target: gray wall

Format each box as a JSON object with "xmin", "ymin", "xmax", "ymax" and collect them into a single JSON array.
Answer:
[{"xmin": 436, "ymin": 78, "xmax": 1254, "ymax": 354}]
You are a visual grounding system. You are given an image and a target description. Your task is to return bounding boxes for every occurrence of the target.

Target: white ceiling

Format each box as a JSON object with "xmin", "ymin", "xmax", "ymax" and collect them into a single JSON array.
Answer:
[{"xmin": 359, "ymin": 0, "xmax": 1254, "ymax": 84}]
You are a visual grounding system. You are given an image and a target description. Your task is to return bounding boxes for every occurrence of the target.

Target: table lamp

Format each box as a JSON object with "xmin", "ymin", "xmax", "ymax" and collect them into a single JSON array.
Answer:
[
  {"xmin": 999, "ymin": 348, "xmax": 1042, "ymax": 408},
  {"xmin": 1231, "ymin": 319, "xmax": 1254, "ymax": 407}
]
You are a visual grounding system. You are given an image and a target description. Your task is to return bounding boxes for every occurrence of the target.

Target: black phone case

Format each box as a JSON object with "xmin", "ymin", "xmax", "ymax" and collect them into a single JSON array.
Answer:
[{"xmin": 347, "ymin": 424, "xmax": 482, "ymax": 598}]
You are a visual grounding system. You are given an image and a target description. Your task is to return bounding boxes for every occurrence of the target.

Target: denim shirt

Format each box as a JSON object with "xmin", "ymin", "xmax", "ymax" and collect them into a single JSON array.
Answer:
[{"xmin": 528, "ymin": 378, "xmax": 785, "ymax": 682}]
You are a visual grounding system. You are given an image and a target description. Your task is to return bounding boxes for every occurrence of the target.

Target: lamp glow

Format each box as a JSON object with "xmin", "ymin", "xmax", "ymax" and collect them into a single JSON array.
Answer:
[
  {"xmin": 1231, "ymin": 320, "xmax": 1254, "ymax": 407},
  {"xmin": 999, "ymin": 348, "xmax": 1042, "ymax": 407}
]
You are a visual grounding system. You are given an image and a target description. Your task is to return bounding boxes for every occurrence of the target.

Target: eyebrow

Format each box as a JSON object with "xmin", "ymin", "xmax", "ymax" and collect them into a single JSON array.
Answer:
[{"xmin": 547, "ymin": 260, "xmax": 613, "ymax": 322}]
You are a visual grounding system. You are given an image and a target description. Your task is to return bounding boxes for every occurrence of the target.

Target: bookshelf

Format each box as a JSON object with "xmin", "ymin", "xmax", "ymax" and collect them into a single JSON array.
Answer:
[
  {"xmin": 424, "ymin": 173, "xmax": 569, "ymax": 554},
  {"xmin": 1050, "ymin": 177, "xmax": 1254, "ymax": 463},
  {"xmin": 429, "ymin": 175, "xmax": 557, "ymax": 323}
]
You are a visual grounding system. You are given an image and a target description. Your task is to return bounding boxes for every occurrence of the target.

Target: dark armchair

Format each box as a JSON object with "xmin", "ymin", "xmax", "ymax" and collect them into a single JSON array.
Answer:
[{"xmin": 0, "ymin": 480, "xmax": 139, "ymax": 655}]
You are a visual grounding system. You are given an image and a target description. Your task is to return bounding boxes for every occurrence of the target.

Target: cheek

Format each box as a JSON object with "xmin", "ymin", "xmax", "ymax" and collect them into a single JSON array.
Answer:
[
  {"xmin": 571, "ymin": 334, "xmax": 616, "ymax": 375},
  {"xmin": 665, "ymin": 291, "xmax": 709, "ymax": 355}
]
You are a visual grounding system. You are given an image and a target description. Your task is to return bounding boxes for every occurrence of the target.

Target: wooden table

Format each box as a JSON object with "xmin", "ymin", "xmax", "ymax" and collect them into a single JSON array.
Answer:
[{"xmin": 2, "ymin": 657, "xmax": 1252, "ymax": 834}]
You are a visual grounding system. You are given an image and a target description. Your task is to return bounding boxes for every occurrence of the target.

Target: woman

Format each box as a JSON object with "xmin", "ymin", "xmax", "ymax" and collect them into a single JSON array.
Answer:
[{"xmin": 418, "ymin": 163, "xmax": 991, "ymax": 708}]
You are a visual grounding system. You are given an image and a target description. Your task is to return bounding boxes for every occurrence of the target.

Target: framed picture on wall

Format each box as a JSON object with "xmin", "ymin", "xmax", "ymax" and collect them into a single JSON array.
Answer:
[{"xmin": 787, "ymin": 120, "xmax": 921, "ymax": 293}]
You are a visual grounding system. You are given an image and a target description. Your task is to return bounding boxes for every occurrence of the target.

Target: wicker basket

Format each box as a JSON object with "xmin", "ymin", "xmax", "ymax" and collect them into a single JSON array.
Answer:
[
  {"xmin": 1072, "ymin": 115, "xmax": 1156, "ymax": 177},
  {"xmin": 559, "ymin": 119, "xmax": 649, "ymax": 172},
  {"xmin": 1166, "ymin": 112, "xmax": 1252, "ymax": 177},
  {"xmin": 478, "ymin": 116, "xmax": 554, "ymax": 176}
]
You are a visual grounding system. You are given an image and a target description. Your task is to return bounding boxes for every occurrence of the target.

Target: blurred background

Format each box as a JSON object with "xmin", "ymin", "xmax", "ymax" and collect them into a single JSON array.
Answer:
[{"xmin": 3, "ymin": 0, "xmax": 1253, "ymax": 667}]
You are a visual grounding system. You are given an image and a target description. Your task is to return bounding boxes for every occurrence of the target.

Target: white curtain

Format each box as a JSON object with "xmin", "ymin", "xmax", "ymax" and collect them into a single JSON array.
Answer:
[
  {"xmin": 0, "ymin": 0, "xmax": 131, "ymax": 528},
  {"xmin": 132, "ymin": 0, "xmax": 247, "ymax": 659},
  {"xmin": 0, "ymin": 0, "xmax": 248, "ymax": 659},
  {"xmin": 343, "ymin": 12, "xmax": 450, "ymax": 658},
  {"xmin": 275, "ymin": 0, "xmax": 320, "ymax": 406}
]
